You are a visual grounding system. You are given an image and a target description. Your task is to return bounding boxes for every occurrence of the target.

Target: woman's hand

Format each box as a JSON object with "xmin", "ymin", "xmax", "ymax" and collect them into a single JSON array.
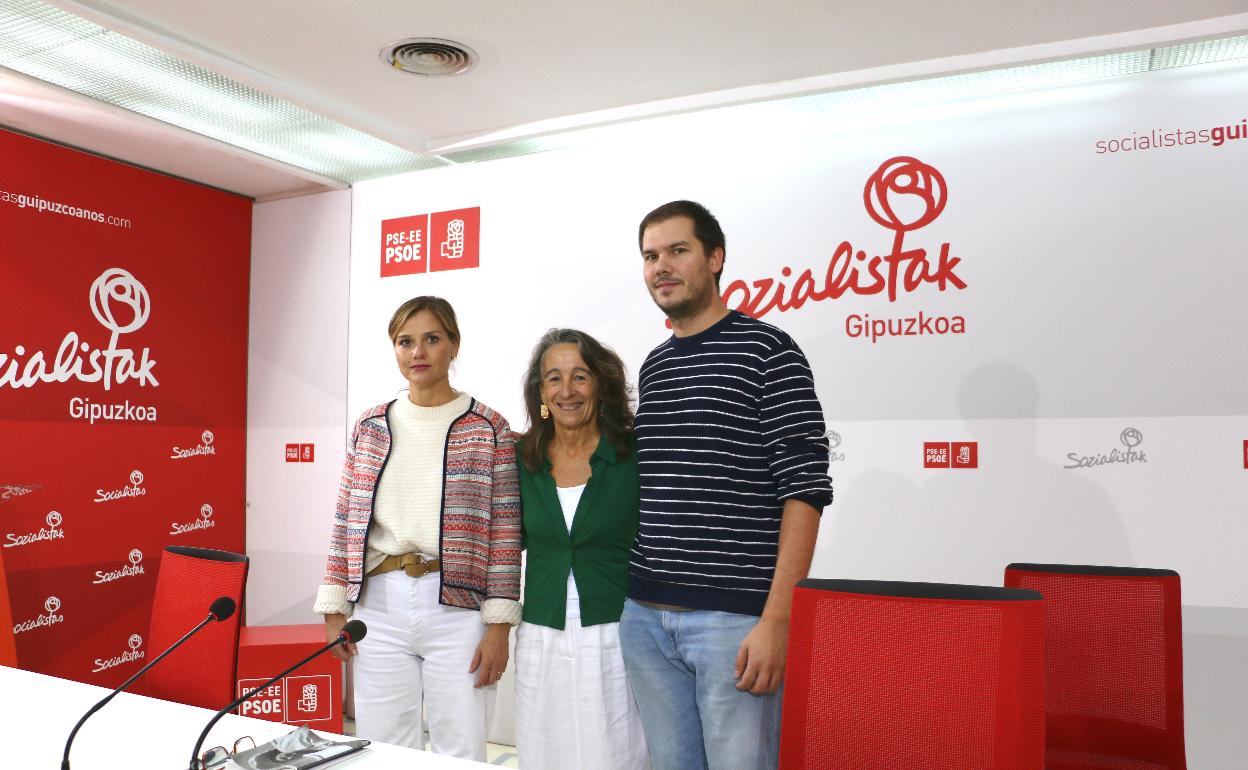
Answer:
[
  {"xmin": 324, "ymin": 613, "xmax": 357, "ymax": 661},
  {"xmin": 469, "ymin": 623, "xmax": 511, "ymax": 688}
]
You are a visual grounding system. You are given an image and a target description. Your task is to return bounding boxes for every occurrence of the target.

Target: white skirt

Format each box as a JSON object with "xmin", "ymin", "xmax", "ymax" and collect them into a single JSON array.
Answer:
[{"xmin": 514, "ymin": 620, "xmax": 650, "ymax": 770}]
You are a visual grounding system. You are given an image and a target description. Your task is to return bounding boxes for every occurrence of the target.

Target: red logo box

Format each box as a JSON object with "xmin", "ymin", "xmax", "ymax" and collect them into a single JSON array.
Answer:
[
  {"xmin": 380, "ymin": 214, "xmax": 429, "ymax": 277},
  {"xmin": 286, "ymin": 674, "xmax": 334, "ymax": 723},
  {"xmin": 1243, "ymin": 439, "xmax": 1247, "ymax": 469},
  {"xmin": 429, "ymin": 207, "xmax": 480, "ymax": 273},
  {"xmin": 299, "ymin": 444, "xmax": 315, "ymax": 463},
  {"xmin": 284, "ymin": 444, "xmax": 300, "ymax": 463},
  {"xmin": 923, "ymin": 442, "xmax": 950, "ymax": 469},
  {"xmin": 951, "ymin": 441, "xmax": 978, "ymax": 469}
]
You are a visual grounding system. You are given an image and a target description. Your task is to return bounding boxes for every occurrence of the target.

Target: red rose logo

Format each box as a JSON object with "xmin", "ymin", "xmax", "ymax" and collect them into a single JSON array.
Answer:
[{"xmin": 863, "ymin": 156, "xmax": 947, "ymax": 233}]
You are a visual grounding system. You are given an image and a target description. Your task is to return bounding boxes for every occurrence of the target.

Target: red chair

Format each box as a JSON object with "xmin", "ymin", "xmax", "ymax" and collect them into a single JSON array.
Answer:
[
  {"xmin": 1005, "ymin": 563, "xmax": 1187, "ymax": 770},
  {"xmin": 143, "ymin": 546, "xmax": 248, "ymax": 709},
  {"xmin": 781, "ymin": 578, "xmax": 1046, "ymax": 770}
]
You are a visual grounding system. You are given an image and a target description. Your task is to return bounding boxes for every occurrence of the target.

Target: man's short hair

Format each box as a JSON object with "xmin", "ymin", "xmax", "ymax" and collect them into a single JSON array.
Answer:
[{"xmin": 638, "ymin": 200, "xmax": 726, "ymax": 284}]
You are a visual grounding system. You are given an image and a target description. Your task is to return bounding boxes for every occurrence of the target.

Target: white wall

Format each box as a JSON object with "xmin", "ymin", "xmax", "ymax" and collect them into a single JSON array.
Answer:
[{"xmin": 246, "ymin": 189, "xmax": 352, "ymax": 626}]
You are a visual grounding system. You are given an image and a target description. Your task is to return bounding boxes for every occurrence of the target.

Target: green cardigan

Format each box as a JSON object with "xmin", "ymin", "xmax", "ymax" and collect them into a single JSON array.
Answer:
[{"xmin": 518, "ymin": 434, "xmax": 639, "ymax": 629}]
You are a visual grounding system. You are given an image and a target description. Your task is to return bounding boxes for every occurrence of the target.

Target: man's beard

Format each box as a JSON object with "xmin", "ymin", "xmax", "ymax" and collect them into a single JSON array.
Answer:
[{"xmin": 651, "ymin": 278, "xmax": 716, "ymax": 321}]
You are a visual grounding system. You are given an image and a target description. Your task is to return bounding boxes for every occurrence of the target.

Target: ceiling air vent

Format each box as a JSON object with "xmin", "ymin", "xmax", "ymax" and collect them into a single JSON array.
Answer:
[{"xmin": 382, "ymin": 38, "xmax": 478, "ymax": 76}]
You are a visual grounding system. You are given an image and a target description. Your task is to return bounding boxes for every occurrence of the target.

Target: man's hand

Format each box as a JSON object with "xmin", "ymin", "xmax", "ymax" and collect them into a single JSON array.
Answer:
[
  {"xmin": 323, "ymin": 613, "xmax": 357, "ymax": 662},
  {"xmin": 734, "ymin": 616, "xmax": 788, "ymax": 694},
  {"xmin": 469, "ymin": 623, "xmax": 511, "ymax": 688}
]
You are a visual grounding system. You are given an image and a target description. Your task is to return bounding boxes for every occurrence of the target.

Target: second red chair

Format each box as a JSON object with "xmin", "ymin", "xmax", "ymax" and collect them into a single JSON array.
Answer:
[{"xmin": 781, "ymin": 578, "xmax": 1046, "ymax": 770}]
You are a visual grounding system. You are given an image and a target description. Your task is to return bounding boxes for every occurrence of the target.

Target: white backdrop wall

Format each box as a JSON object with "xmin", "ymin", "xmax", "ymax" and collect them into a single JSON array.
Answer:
[
  {"xmin": 342, "ymin": 62, "xmax": 1248, "ymax": 762},
  {"xmin": 246, "ymin": 189, "xmax": 352, "ymax": 626}
]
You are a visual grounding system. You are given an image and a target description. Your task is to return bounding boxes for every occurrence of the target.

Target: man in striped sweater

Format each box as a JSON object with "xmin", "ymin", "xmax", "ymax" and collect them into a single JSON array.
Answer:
[{"xmin": 620, "ymin": 200, "xmax": 833, "ymax": 770}]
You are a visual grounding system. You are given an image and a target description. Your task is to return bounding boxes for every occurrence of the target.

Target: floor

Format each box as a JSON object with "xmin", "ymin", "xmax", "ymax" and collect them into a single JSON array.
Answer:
[{"xmin": 342, "ymin": 718, "xmax": 520, "ymax": 767}]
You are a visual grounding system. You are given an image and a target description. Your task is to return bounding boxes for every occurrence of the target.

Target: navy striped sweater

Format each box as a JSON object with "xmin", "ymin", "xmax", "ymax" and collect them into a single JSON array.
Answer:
[{"xmin": 629, "ymin": 310, "xmax": 833, "ymax": 616}]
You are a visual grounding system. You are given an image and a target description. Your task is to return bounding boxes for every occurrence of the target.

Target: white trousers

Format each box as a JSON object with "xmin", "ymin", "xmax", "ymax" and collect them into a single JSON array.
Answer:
[
  {"xmin": 352, "ymin": 570, "xmax": 493, "ymax": 761},
  {"xmin": 515, "ymin": 620, "xmax": 650, "ymax": 770}
]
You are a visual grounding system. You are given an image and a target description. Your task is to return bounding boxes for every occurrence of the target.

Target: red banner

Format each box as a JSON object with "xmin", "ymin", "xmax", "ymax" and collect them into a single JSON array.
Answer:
[{"xmin": 0, "ymin": 128, "xmax": 249, "ymax": 687}]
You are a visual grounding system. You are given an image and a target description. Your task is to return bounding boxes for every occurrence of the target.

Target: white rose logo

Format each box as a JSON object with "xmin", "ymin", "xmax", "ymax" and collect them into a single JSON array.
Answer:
[
  {"xmin": 45, "ymin": 596, "xmax": 61, "ymax": 614},
  {"xmin": 128, "ymin": 634, "xmax": 143, "ymax": 651},
  {"xmin": 46, "ymin": 511, "xmax": 62, "ymax": 528},
  {"xmin": 1120, "ymin": 428, "xmax": 1143, "ymax": 449},
  {"xmin": 200, "ymin": 504, "xmax": 213, "ymax": 519},
  {"xmin": 130, "ymin": 470, "xmax": 144, "ymax": 486},
  {"xmin": 202, "ymin": 430, "xmax": 214, "ymax": 445},
  {"xmin": 89, "ymin": 268, "xmax": 151, "ymax": 336},
  {"xmin": 826, "ymin": 430, "xmax": 842, "ymax": 450},
  {"xmin": 128, "ymin": 549, "xmax": 143, "ymax": 565}
]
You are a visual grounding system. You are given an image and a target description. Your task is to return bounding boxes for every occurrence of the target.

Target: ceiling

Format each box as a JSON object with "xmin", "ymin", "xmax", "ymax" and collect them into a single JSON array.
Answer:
[{"xmin": 5, "ymin": 0, "xmax": 1248, "ymax": 199}]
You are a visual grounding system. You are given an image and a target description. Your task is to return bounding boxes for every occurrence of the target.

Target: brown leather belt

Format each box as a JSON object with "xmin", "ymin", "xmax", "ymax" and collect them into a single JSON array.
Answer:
[{"xmin": 368, "ymin": 553, "xmax": 441, "ymax": 578}]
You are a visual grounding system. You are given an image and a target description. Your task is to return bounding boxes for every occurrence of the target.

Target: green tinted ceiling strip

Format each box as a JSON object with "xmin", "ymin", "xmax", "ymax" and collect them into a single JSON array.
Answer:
[{"xmin": 0, "ymin": 0, "xmax": 445, "ymax": 183}]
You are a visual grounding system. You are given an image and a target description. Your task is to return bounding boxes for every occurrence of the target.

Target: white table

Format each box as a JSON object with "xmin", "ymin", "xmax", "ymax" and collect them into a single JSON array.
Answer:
[{"xmin": 2, "ymin": 665, "xmax": 489, "ymax": 768}]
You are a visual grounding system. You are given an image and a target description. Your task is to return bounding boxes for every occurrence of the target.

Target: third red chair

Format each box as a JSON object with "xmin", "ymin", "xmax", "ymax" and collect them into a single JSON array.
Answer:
[{"xmin": 1005, "ymin": 563, "xmax": 1187, "ymax": 770}]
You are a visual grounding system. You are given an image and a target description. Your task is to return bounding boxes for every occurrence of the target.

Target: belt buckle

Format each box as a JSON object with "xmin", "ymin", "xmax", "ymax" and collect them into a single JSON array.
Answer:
[{"xmin": 403, "ymin": 553, "xmax": 426, "ymax": 578}]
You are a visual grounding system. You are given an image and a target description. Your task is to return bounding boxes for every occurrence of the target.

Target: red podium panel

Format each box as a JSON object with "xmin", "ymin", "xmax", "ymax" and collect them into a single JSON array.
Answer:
[
  {"xmin": 236, "ymin": 624, "xmax": 342, "ymax": 734},
  {"xmin": 0, "ymin": 547, "xmax": 16, "ymax": 667}
]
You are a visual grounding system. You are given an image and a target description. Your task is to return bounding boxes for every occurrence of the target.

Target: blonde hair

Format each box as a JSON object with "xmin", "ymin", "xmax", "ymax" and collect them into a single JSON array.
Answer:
[{"xmin": 387, "ymin": 296, "xmax": 461, "ymax": 344}]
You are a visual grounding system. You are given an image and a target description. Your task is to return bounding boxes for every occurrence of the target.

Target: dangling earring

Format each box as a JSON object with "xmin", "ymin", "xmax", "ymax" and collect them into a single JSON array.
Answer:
[{"xmin": 540, "ymin": 404, "xmax": 550, "ymax": 420}]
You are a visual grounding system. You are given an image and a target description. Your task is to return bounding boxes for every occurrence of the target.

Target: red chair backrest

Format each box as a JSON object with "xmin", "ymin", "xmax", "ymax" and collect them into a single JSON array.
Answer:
[
  {"xmin": 0, "ymin": 547, "xmax": 16, "ymax": 667},
  {"xmin": 144, "ymin": 546, "xmax": 247, "ymax": 709},
  {"xmin": 781, "ymin": 578, "xmax": 1046, "ymax": 770},
  {"xmin": 1005, "ymin": 563, "xmax": 1186, "ymax": 770}
]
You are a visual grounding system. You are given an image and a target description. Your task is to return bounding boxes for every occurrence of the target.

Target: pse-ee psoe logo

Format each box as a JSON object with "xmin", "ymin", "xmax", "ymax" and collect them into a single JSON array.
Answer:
[
  {"xmin": 236, "ymin": 675, "xmax": 334, "ymax": 723},
  {"xmin": 719, "ymin": 157, "xmax": 967, "ymax": 343},
  {"xmin": 924, "ymin": 441, "xmax": 978, "ymax": 469},
  {"xmin": 380, "ymin": 207, "xmax": 481, "ymax": 278},
  {"xmin": 285, "ymin": 443, "xmax": 315, "ymax": 462}
]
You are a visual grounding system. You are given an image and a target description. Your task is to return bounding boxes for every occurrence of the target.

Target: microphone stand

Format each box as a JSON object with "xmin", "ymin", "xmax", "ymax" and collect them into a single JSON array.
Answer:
[
  {"xmin": 187, "ymin": 633, "xmax": 352, "ymax": 770},
  {"xmin": 62, "ymin": 612, "xmax": 220, "ymax": 770}
]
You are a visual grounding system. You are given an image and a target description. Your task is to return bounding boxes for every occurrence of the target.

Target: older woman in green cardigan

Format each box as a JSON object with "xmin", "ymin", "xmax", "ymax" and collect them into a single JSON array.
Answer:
[{"xmin": 514, "ymin": 329, "xmax": 649, "ymax": 770}]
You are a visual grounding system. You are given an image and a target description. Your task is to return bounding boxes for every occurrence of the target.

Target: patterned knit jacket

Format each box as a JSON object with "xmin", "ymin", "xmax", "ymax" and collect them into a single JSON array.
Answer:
[{"xmin": 321, "ymin": 398, "xmax": 521, "ymax": 611}]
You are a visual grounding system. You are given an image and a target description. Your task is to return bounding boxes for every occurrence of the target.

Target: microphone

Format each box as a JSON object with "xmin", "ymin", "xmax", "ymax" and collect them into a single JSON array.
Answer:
[
  {"xmin": 61, "ymin": 596, "xmax": 237, "ymax": 770},
  {"xmin": 188, "ymin": 620, "xmax": 366, "ymax": 769}
]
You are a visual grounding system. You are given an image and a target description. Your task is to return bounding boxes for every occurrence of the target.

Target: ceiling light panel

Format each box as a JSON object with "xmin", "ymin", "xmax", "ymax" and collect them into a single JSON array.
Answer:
[
  {"xmin": 1149, "ymin": 34, "xmax": 1248, "ymax": 69},
  {"xmin": 438, "ymin": 39, "xmax": 1248, "ymax": 166},
  {"xmin": 0, "ymin": 0, "xmax": 445, "ymax": 184}
]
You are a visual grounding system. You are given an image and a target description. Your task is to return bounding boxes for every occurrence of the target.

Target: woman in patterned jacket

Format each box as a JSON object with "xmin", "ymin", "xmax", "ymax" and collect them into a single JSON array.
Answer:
[{"xmin": 314, "ymin": 296, "xmax": 520, "ymax": 761}]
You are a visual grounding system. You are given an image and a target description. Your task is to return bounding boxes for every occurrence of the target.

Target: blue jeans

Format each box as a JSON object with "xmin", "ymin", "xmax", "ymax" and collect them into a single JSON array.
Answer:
[{"xmin": 619, "ymin": 599, "xmax": 781, "ymax": 770}]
